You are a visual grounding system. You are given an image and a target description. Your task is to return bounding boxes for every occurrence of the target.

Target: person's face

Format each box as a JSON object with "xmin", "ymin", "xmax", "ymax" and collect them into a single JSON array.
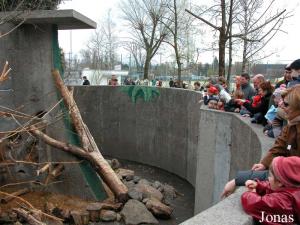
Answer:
[
  {"xmin": 291, "ymin": 69, "xmax": 300, "ymax": 78},
  {"xmin": 258, "ymin": 88, "xmax": 264, "ymax": 96},
  {"xmin": 240, "ymin": 77, "xmax": 248, "ymax": 85},
  {"xmin": 282, "ymin": 97, "xmax": 293, "ymax": 120},
  {"xmin": 268, "ymin": 170, "xmax": 282, "ymax": 190},
  {"xmin": 253, "ymin": 79, "xmax": 260, "ymax": 89},
  {"xmin": 284, "ymin": 70, "xmax": 292, "ymax": 81}
]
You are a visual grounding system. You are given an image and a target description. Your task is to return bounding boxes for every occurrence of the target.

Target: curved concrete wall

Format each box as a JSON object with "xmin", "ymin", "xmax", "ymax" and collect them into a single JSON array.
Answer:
[{"xmin": 73, "ymin": 86, "xmax": 274, "ymax": 224}]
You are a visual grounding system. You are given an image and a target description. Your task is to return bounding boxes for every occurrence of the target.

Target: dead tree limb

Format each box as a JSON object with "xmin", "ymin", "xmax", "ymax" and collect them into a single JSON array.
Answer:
[
  {"xmin": 29, "ymin": 126, "xmax": 128, "ymax": 202},
  {"xmin": 13, "ymin": 208, "xmax": 46, "ymax": 225},
  {"xmin": 52, "ymin": 69, "xmax": 93, "ymax": 153}
]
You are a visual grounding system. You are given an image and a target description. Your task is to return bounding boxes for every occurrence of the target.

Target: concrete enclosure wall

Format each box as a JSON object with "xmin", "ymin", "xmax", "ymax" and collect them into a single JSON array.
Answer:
[{"xmin": 74, "ymin": 86, "xmax": 274, "ymax": 222}]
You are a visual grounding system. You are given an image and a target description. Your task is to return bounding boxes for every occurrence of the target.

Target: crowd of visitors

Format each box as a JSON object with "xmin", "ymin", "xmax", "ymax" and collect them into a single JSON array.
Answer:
[{"xmin": 212, "ymin": 59, "xmax": 300, "ymax": 225}]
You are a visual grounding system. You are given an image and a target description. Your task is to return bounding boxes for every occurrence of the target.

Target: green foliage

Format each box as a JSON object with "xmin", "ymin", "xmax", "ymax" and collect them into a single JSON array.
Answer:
[
  {"xmin": 0, "ymin": 0, "xmax": 63, "ymax": 11},
  {"xmin": 121, "ymin": 86, "xmax": 160, "ymax": 103}
]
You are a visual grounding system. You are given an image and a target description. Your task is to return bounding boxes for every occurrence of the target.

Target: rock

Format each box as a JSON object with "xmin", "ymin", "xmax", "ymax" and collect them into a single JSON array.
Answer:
[
  {"xmin": 135, "ymin": 183, "xmax": 163, "ymax": 201},
  {"xmin": 100, "ymin": 210, "xmax": 117, "ymax": 222},
  {"xmin": 13, "ymin": 222, "xmax": 22, "ymax": 225},
  {"xmin": 128, "ymin": 189, "xmax": 143, "ymax": 201},
  {"xmin": 152, "ymin": 181, "xmax": 162, "ymax": 189},
  {"xmin": 133, "ymin": 176, "xmax": 141, "ymax": 184},
  {"xmin": 116, "ymin": 213, "xmax": 122, "ymax": 221},
  {"xmin": 162, "ymin": 184, "xmax": 177, "ymax": 201},
  {"xmin": 116, "ymin": 168, "xmax": 135, "ymax": 181},
  {"xmin": 145, "ymin": 198, "xmax": 173, "ymax": 219},
  {"xmin": 123, "ymin": 180, "xmax": 136, "ymax": 190},
  {"xmin": 111, "ymin": 159, "xmax": 121, "ymax": 170},
  {"xmin": 138, "ymin": 179, "xmax": 150, "ymax": 186},
  {"xmin": 121, "ymin": 199, "xmax": 158, "ymax": 225},
  {"xmin": 142, "ymin": 198, "xmax": 150, "ymax": 204}
]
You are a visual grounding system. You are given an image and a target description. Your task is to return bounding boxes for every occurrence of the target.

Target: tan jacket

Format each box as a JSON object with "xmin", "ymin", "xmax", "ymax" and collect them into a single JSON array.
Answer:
[{"xmin": 261, "ymin": 115, "xmax": 300, "ymax": 168}]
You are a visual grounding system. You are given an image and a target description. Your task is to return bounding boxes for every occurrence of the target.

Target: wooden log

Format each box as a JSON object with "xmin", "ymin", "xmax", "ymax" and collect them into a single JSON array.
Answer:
[
  {"xmin": 12, "ymin": 208, "xmax": 46, "ymax": 225},
  {"xmin": 30, "ymin": 130, "xmax": 128, "ymax": 202},
  {"xmin": 52, "ymin": 69, "xmax": 92, "ymax": 152},
  {"xmin": 1, "ymin": 188, "xmax": 29, "ymax": 203},
  {"xmin": 52, "ymin": 69, "xmax": 128, "ymax": 201}
]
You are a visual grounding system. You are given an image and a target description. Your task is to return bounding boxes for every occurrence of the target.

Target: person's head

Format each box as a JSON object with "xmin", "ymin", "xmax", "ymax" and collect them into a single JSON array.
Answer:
[
  {"xmin": 208, "ymin": 99, "xmax": 218, "ymax": 109},
  {"xmin": 194, "ymin": 81, "xmax": 201, "ymax": 90},
  {"xmin": 208, "ymin": 86, "xmax": 219, "ymax": 96},
  {"xmin": 272, "ymin": 86, "xmax": 286, "ymax": 106},
  {"xmin": 218, "ymin": 76, "xmax": 227, "ymax": 89},
  {"xmin": 252, "ymin": 74, "xmax": 265, "ymax": 89},
  {"xmin": 281, "ymin": 84, "xmax": 300, "ymax": 120},
  {"xmin": 240, "ymin": 73, "xmax": 250, "ymax": 86},
  {"xmin": 258, "ymin": 81, "xmax": 274, "ymax": 97},
  {"xmin": 83, "ymin": 76, "xmax": 87, "ymax": 80},
  {"xmin": 269, "ymin": 156, "xmax": 300, "ymax": 190},
  {"xmin": 284, "ymin": 64, "xmax": 292, "ymax": 81},
  {"xmin": 289, "ymin": 59, "xmax": 300, "ymax": 78},
  {"xmin": 233, "ymin": 89, "xmax": 244, "ymax": 99}
]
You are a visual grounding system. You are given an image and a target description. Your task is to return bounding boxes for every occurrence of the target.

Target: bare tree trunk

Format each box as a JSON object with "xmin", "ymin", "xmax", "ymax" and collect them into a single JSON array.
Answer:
[
  {"xmin": 30, "ymin": 126, "xmax": 128, "ymax": 202},
  {"xmin": 144, "ymin": 54, "xmax": 151, "ymax": 80},
  {"xmin": 227, "ymin": 25, "xmax": 233, "ymax": 84}
]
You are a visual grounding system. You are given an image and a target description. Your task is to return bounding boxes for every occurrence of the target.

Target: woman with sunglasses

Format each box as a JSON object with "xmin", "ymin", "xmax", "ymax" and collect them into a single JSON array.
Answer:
[{"xmin": 221, "ymin": 84, "xmax": 300, "ymax": 198}]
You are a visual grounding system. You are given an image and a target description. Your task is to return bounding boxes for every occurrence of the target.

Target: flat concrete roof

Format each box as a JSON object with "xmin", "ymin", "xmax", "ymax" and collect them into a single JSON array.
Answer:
[{"xmin": 0, "ymin": 10, "xmax": 97, "ymax": 30}]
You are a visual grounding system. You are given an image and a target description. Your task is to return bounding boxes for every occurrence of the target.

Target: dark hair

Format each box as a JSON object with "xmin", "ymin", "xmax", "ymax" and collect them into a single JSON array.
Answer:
[
  {"xmin": 259, "ymin": 81, "xmax": 274, "ymax": 93},
  {"xmin": 241, "ymin": 73, "xmax": 250, "ymax": 80},
  {"xmin": 218, "ymin": 76, "xmax": 227, "ymax": 85},
  {"xmin": 83, "ymin": 76, "xmax": 87, "ymax": 79},
  {"xmin": 290, "ymin": 59, "xmax": 300, "ymax": 70},
  {"xmin": 194, "ymin": 81, "xmax": 200, "ymax": 87}
]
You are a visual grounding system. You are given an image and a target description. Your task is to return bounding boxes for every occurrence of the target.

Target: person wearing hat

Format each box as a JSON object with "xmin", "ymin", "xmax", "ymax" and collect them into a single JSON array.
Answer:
[
  {"xmin": 221, "ymin": 85, "xmax": 300, "ymax": 198},
  {"xmin": 241, "ymin": 156, "xmax": 300, "ymax": 225},
  {"xmin": 203, "ymin": 86, "xmax": 219, "ymax": 105},
  {"xmin": 288, "ymin": 59, "xmax": 300, "ymax": 87},
  {"xmin": 275, "ymin": 65, "xmax": 292, "ymax": 88}
]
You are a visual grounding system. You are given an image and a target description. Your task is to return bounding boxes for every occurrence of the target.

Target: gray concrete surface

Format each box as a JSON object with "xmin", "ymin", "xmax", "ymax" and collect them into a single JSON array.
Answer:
[
  {"xmin": 74, "ymin": 86, "xmax": 274, "ymax": 224},
  {"xmin": 0, "ymin": 12, "xmax": 97, "ymax": 200},
  {"xmin": 0, "ymin": 10, "xmax": 97, "ymax": 29}
]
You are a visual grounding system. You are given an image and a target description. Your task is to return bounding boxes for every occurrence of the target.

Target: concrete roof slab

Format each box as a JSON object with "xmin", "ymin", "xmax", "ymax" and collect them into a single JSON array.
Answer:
[{"xmin": 0, "ymin": 10, "xmax": 97, "ymax": 30}]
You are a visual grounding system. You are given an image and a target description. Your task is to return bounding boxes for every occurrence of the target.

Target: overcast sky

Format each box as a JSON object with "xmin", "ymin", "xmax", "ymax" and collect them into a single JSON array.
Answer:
[{"xmin": 58, "ymin": 0, "xmax": 300, "ymax": 65}]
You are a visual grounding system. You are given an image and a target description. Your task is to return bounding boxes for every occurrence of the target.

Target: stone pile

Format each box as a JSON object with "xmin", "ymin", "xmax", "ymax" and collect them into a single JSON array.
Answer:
[{"xmin": 107, "ymin": 159, "xmax": 179, "ymax": 225}]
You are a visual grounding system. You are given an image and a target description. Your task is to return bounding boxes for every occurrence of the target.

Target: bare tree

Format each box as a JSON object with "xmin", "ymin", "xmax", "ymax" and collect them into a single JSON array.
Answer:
[
  {"xmin": 122, "ymin": 41, "xmax": 145, "ymax": 73},
  {"xmin": 186, "ymin": 0, "xmax": 235, "ymax": 77},
  {"xmin": 186, "ymin": 0, "xmax": 289, "ymax": 77},
  {"xmin": 234, "ymin": 0, "xmax": 289, "ymax": 72},
  {"xmin": 120, "ymin": 0, "xmax": 170, "ymax": 79},
  {"xmin": 162, "ymin": 0, "xmax": 196, "ymax": 84}
]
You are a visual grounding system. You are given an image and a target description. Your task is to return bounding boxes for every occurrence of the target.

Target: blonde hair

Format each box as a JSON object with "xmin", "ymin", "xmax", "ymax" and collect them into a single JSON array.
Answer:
[{"xmin": 282, "ymin": 84, "xmax": 300, "ymax": 111}]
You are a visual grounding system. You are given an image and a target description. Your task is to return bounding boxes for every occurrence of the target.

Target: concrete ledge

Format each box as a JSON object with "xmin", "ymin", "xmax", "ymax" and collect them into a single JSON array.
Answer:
[
  {"xmin": 73, "ymin": 86, "xmax": 274, "ymax": 224},
  {"xmin": 0, "ymin": 10, "xmax": 97, "ymax": 29}
]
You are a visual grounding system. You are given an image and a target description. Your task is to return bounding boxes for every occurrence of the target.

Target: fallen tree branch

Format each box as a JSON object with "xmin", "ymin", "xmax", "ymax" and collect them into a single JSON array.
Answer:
[
  {"xmin": 29, "ymin": 125, "xmax": 128, "ymax": 202},
  {"xmin": 13, "ymin": 208, "xmax": 46, "ymax": 225}
]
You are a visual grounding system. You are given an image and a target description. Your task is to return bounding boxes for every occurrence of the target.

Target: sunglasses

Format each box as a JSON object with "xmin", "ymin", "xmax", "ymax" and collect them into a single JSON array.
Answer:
[{"xmin": 283, "ymin": 101, "xmax": 289, "ymax": 107}]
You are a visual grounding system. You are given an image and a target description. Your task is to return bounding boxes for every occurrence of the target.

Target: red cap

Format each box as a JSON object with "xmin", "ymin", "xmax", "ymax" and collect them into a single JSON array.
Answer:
[
  {"xmin": 272, "ymin": 156, "xmax": 300, "ymax": 187},
  {"xmin": 208, "ymin": 86, "xmax": 218, "ymax": 95}
]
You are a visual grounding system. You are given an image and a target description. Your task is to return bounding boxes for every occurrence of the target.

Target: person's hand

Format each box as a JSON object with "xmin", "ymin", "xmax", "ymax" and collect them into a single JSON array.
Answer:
[
  {"xmin": 234, "ymin": 108, "xmax": 240, "ymax": 113},
  {"xmin": 221, "ymin": 179, "xmax": 236, "ymax": 199},
  {"xmin": 245, "ymin": 180, "xmax": 257, "ymax": 192},
  {"xmin": 252, "ymin": 163, "xmax": 266, "ymax": 171}
]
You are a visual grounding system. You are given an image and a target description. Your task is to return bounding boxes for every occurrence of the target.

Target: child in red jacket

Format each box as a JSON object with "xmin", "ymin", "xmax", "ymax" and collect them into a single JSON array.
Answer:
[{"xmin": 241, "ymin": 156, "xmax": 300, "ymax": 225}]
